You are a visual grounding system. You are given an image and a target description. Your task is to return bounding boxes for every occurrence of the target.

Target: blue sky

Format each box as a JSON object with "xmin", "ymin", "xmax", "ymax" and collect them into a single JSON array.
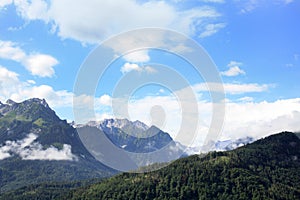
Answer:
[{"xmin": 0, "ymin": 0, "xmax": 299, "ymax": 145}]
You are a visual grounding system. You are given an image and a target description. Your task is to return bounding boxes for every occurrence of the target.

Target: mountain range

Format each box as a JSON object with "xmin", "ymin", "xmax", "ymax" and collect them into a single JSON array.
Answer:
[
  {"xmin": 0, "ymin": 98, "xmax": 184, "ymax": 191},
  {"xmin": 0, "ymin": 98, "xmax": 276, "ymax": 197},
  {"xmin": 76, "ymin": 118, "xmax": 175, "ymax": 153}
]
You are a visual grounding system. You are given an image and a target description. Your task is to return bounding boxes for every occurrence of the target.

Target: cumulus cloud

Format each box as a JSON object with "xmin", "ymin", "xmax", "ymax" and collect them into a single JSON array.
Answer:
[
  {"xmin": 120, "ymin": 63, "xmax": 156, "ymax": 74},
  {"xmin": 222, "ymin": 98, "xmax": 300, "ymax": 140},
  {"xmin": 14, "ymin": 0, "xmax": 49, "ymax": 21},
  {"xmin": 221, "ymin": 61, "xmax": 245, "ymax": 77},
  {"xmin": 23, "ymin": 54, "xmax": 58, "ymax": 77},
  {"xmin": 121, "ymin": 63, "xmax": 141, "ymax": 73},
  {"xmin": 121, "ymin": 93, "xmax": 300, "ymax": 149},
  {"xmin": 7, "ymin": 0, "xmax": 224, "ymax": 44},
  {"xmin": 0, "ymin": 66, "xmax": 72, "ymax": 108},
  {"xmin": 99, "ymin": 94, "xmax": 112, "ymax": 106},
  {"xmin": 0, "ymin": 133, "xmax": 77, "ymax": 161},
  {"xmin": 0, "ymin": 40, "xmax": 25, "ymax": 61},
  {"xmin": 0, "ymin": 40, "xmax": 58, "ymax": 77},
  {"xmin": 221, "ymin": 66, "xmax": 245, "ymax": 76}
]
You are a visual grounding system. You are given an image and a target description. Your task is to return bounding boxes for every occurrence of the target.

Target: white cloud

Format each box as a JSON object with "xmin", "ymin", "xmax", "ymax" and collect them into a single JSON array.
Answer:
[
  {"xmin": 159, "ymin": 89, "xmax": 165, "ymax": 93},
  {"xmin": 73, "ymin": 94, "xmax": 114, "ymax": 109},
  {"xmin": 23, "ymin": 54, "xmax": 58, "ymax": 77},
  {"xmin": 222, "ymin": 98, "xmax": 300, "ymax": 140},
  {"xmin": 27, "ymin": 80, "xmax": 36, "ymax": 84},
  {"xmin": 0, "ymin": 66, "xmax": 72, "ymax": 108},
  {"xmin": 14, "ymin": 0, "xmax": 49, "ymax": 21},
  {"xmin": 99, "ymin": 94, "xmax": 112, "ymax": 106},
  {"xmin": 221, "ymin": 61, "xmax": 245, "ymax": 76},
  {"xmin": 0, "ymin": 40, "xmax": 26, "ymax": 61},
  {"xmin": 0, "ymin": 65, "xmax": 21, "ymax": 98},
  {"xmin": 193, "ymin": 82, "xmax": 270, "ymax": 94},
  {"xmin": 0, "ymin": 133, "xmax": 77, "ymax": 161},
  {"xmin": 221, "ymin": 66, "xmax": 245, "ymax": 76},
  {"xmin": 121, "ymin": 63, "xmax": 142, "ymax": 73},
  {"xmin": 127, "ymin": 95, "xmax": 184, "ymax": 138},
  {"xmin": 123, "ymin": 50, "xmax": 150, "ymax": 63},
  {"xmin": 129, "ymin": 95, "xmax": 300, "ymax": 147},
  {"xmin": 0, "ymin": 40, "xmax": 58, "ymax": 77},
  {"xmin": 73, "ymin": 94, "xmax": 115, "ymax": 124},
  {"xmin": 199, "ymin": 23, "xmax": 226, "ymax": 38},
  {"xmin": 48, "ymin": 0, "xmax": 179, "ymax": 43},
  {"xmin": 0, "ymin": 0, "xmax": 12, "ymax": 8},
  {"xmin": 8, "ymin": 0, "xmax": 223, "ymax": 44},
  {"xmin": 120, "ymin": 62, "xmax": 156, "ymax": 74}
]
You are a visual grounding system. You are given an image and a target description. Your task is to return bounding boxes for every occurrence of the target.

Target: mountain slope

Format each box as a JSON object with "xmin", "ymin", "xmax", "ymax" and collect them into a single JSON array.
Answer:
[
  {"xmin": 77, "ymin": 119, "xmax": 185, "ymax": 169},
  {"xmin": 64, "ymin": 131, "xmax": 300, "ymax": 200},
  {"xmin": 79, "ymin": 118, "xmax": 174, "ymax": 153},
  {"xmin": 0, "ymin": 99, "xmax": 115, "ymax": 192}
]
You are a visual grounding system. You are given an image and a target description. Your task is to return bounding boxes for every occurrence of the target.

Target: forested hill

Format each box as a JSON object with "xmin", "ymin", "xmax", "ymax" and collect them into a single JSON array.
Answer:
[
  {"xmin": 65, "ymin": 131, "xmax": 300, "ymax": 200},
  {"xmin": 1, "ymin": 131, "xmax": 300, "ymax": 200}
]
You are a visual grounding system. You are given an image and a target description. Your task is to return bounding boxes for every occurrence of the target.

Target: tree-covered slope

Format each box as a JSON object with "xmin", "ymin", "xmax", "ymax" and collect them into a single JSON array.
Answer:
[{"xmin": 64, "ymin": 131, "xmax": 300, "ymax": 200}]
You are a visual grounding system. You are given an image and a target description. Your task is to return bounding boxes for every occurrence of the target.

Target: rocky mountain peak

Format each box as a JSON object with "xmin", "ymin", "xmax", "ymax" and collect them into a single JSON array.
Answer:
[
  {"xmin": 99, "ymin": 118, "xmax": 149, "ymax": 131},
  {"xmin": 23, "ymin": 98, "xmax": 49, "ymax": 108},
  {"xmin": 6, "ymin": 99, "xmax": 16, "ymax": 106}
]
